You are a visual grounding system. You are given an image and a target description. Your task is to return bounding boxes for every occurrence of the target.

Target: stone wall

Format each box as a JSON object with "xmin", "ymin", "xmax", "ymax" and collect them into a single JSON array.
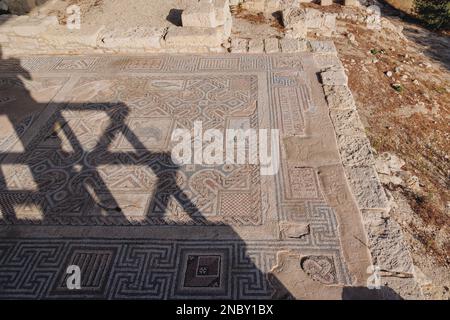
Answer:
[
  {"xmin": 0, "ymin": 0, "xmax": 397, "ymax": 56},
  {"xmin": 314, "ymin": 41, "xmax": 420, "ymax": 297},
  {"xmin": 0, "ymin": 0, "xmax": 233, "ymax": 55}
]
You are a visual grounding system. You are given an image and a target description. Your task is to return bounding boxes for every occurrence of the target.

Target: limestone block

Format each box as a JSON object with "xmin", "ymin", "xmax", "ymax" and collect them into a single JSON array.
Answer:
[
  {"xmin": 99, "ymin": 27, "xmax": 165, "ymax": 49},
  {"xmin": 41, "ymin": 24, "xmax": 105, "ymax": 48},
  {"xmin": 182, "ymin": 0, "xmax": 217, "ymax": 28},
  {"xmin": 8, "ymin": 36, "xmax": 39, "ymax": 50},
  {"xmin": 323, "ymin": 85, "xmax": 356, "ymax": 110},
  {"xmin": 321, "ymin": 0, "xmax": 333, "ymax": 5},
  {"xmin": 380, "ymin": 277, "xmax": 423, "ymax": 300},
  {"xmin": 283, "ymin": 7, "xmax": 336, "ymax": 36},
  {"xmin": 345, "ymin": 0, "xmax": 361, "ymax": 6},
  {"xmin": 329, "ymin": 109, "xmax": 365, "ymax": 136},
  {"xmin": 323, "ymin": 14, "xmax": 336, "ymax": 32},
  {"xmin": 304, "ymin": 8, "xmax": 323, "ymax": 29},
  {"xmin": 215, "ymin": 0, "xmax": 231, "ymax": 26},
  {"xmin": 220, "ymin": 14, "xmax": 233, "ymax": 40},
  {"xmin": 242, "ymin": 0, "xmax": 265, "ymax": 12},
  {"xmin": 309, "ymin": 40, "xmax": 337, "ymax": 53},
  {"xmin": 293, "ymin": 24, "xmax": 307, "ymax": 38},
  {"xmin": 297, "ymin": 39, "xmax": 308, "ymax": 51},
  {"xmin": 314, "ymin": 54, "xmax": 343, "ymax": 70},
  {"xmin": 269, "ymin": 0, "xmax": 302, "ymax": 12},
  {"xmin": 265, "ymin": 0, "xmax": 280, "ymax": 13},
  {"xmin": 264, "ymin": 38, "xmax": 279, "ymax": 53},
  {"xmin": 375, "ymin": 152, "xmax": 405, "ymax": 176},
  {"xmin": 0, "ymin": 15, "xmax": 57, "ymax": 37},
  {"xmin": 164, "ymin": 26, "xmax": 222, "ymax": 48},
  {"xmin": 346, "ymin": 166, "xmax": 389, "ymax": 210},
  {"xmin": 282, "ymin": 7, "xmax": 306, "ymax": 30},
  {"xmin": 248, "ymin": 39, "xmax": 264, "ymax": 53},
  {"xmin": 321, "ymin": 67, "xmax": 348, "ymax": 86},
  {"xmin": 230, "ymin": 37, "xmax": 248, "ymax": 53},
  {"xmin": 337, "ymin": 135, "xmax": 374, "ymax": 167},
  {"xmin": 280, "ymin": 38, "xmax": 306, "ymax": 53},
  {"xmin": 361, "ymin": 210, "xmax": 414, "ymax": 274}
]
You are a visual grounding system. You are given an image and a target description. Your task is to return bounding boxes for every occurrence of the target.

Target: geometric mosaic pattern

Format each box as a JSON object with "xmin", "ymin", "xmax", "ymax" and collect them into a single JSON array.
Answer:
[
  {"xmin": 1, "ymin": 75, "xmax": 264, "ymax": 226},
  {"xmin": 0, "ymin": 53, "xmax": 363, "ymax": 298},
  {"xmin": 0, "ymin": 238, "xmax": 350, "ymax": 299}
]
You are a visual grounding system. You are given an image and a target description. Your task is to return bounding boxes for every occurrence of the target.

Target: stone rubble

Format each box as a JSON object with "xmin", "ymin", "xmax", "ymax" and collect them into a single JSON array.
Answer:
[{"xmin": 282, "ymin": 6, "xmax": 336, "ymax": 38}]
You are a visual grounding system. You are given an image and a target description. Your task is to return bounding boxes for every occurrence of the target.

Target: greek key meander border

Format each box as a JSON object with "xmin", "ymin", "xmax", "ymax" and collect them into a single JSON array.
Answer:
[{"xmin": 0, "ymin": 237, "xmax": 352, "ymax": 299}]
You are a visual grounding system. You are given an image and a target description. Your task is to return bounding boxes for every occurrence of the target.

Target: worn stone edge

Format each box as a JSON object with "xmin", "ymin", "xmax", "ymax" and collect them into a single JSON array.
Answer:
[{"xmin": 315, "ymin": 40, "xmax": 423, "ymax": 299}]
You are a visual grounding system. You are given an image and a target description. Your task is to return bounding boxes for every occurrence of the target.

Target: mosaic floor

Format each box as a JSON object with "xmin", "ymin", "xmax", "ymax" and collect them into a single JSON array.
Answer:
[{"xmin": 0, "ymin": 53, "xmax": 371, "ymax": 299}]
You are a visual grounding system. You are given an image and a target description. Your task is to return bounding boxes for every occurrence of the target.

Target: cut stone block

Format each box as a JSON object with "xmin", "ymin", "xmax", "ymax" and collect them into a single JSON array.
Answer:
[
  {"xmin": 1, "ymin": 15, "xmax": 58, "ymax": 37},
  {"xmin": 346, "ymin": 166, "xmax": 389, "ymax": 210},
  {"xmin": 309, "ymin": 40, "xmax": 337, "ymax": 53},
  {"xmin": 304, "ymin": 8, "xmax": 323, "ymax": 29},
  {"xmin": 280, "ymin": 38, "xmax": 306, "ymax": 53},
  {"xmin": 298, "ymin": 39, "xmax": 308, "ymax": 51},
  {"xmin": 361, "ymin": 210, "xmax": 414, "ymax": 273},
  {"xmin": 314, "ymin": 54, "xmax": 343, "ymax": 70},
  {"xmin": 330, "ymin": 109, "xmax": 365, "ymax": 136},
  {"xmin": 264, "ymin": 38, "xmax": 279, "ymax": 53},
  {"xmin": 323, "ymin": 14, "xmax": 336, "ymax": 32},
  {"xmin": 321, "ymin": 68, "xmax": 348, "ymax": 86},
  {"xmin": 99, "ymin": 27, "xmax": 165, "ymax": 49},
  {"xmin": 164, "ymin": 26, "xmax": 222, "ymax": 48},
  {"xmin": 321, "ymin": 0, "xmax": 333, "ymax": 5},
  {"xmin": 41, "ymin": 24, "xmax": 105, "ymax": 48},
  {"xmin": 338, "ymin": 135, "xmax": 374, "ymax": 166},
  {"xmin": 182, "ymin": 0, "xmax": 217, "ymax": 28},
  {"xmin": 221, "ymin": 14, "xmax": 233, "ymax": 40},
  {"xmin": 323, "ymin": 85, "xmax": 356, "ymax": 110},
  {"xmin": 345, "ymin": 0, "xmax": 361, "ymax": 6},
  {"xmin": 248, "ymin": 39, "xmax": 264, "ymax": 53},
  {"xmin": 215, "ymin": 0, "xmax": 231, "ymax": 26},
  {"xmin": 230, "ymin": 37, "xmax": 248, "ymax": 53},
  {"xmin": 282, "ymin": 7, "xmax": 307, "ymax": 38},
  {"xmin": 242, "ymin": 0, "xmax": 265, "ymax": 12}
]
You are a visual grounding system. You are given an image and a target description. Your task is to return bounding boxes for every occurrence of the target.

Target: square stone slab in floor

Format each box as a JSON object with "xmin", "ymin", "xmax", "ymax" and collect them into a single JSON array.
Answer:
[{"xmin": 0, "ymin": 53, "xmax": 371, "ymax": 299}]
